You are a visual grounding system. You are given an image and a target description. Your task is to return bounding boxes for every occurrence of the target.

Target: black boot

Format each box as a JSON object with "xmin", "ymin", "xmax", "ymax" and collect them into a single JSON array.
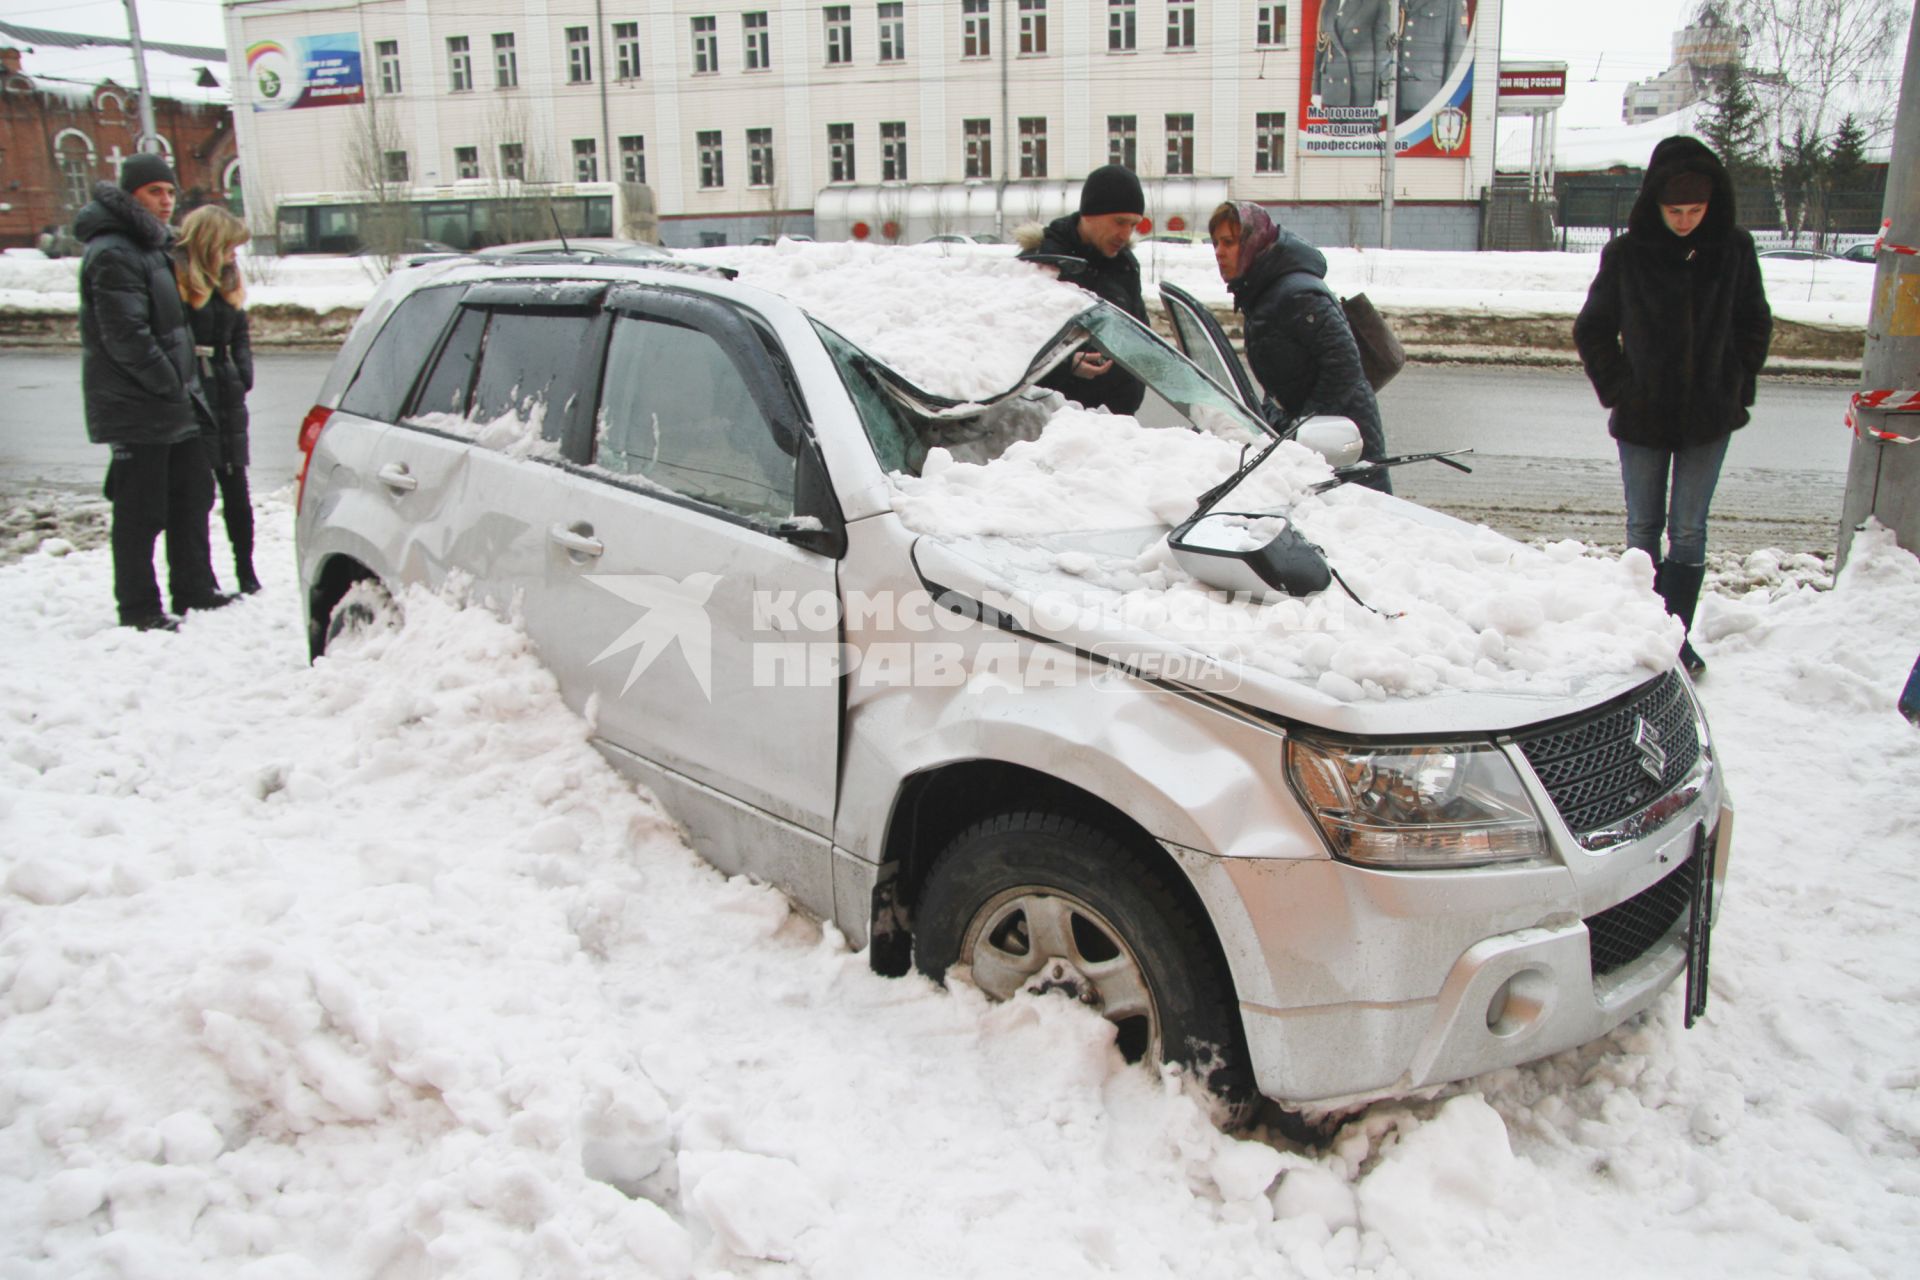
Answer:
[
  {"xmin": 236, "ymin": 560, "xmax": 263, "ymax": 594},
  {"xmin": 1654, "ymin": 560, "xmax": 1708, "ymax": 677}
]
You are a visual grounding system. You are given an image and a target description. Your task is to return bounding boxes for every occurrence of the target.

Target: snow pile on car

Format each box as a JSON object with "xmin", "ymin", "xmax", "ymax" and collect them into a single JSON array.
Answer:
[
  {"xmin": 889, "ymin": 409, "xmax": 1682, "ymax": 699},
  {"xmin": 699, "ymin": 240, "xmax": 1096, "ymax": 402}
]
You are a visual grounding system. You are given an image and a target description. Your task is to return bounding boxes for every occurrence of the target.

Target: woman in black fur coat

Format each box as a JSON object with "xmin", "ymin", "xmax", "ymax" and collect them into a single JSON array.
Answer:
[
  {"xmin": 1573, "ymin": 136, "xmax": 1772, "ymax": 675},
  {"xmin": 174, "ymin": 205, "xmax": 261, "ymax": 594}
]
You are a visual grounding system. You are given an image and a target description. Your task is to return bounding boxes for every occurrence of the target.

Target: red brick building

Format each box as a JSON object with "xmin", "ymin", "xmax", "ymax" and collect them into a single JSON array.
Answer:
[{"xmin": 0, "ymin": 23, "xmax": 236, "ymax": 251}]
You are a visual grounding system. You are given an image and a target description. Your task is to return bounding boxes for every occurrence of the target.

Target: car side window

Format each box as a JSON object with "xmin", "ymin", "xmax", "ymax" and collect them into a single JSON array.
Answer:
[
  {"xmin": 595, "ymin": 315, "xmax": 796, "ymax": 521},
  {"xmin": 469, "ymin": 311, "xmax": 595, "ymax": 443},
  {"xmin": 412, "ymin": 307, "xmax": 487, "ymax": 418},
  {"xmin": 338, "ymin": 285, "xmax": 464, "ymax": 422}
]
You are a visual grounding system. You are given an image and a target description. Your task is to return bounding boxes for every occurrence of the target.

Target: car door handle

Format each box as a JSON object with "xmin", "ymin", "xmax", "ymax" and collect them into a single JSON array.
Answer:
[
  {"xmin": 375, "ymin": 463, "xmax": 418, "ymax": 493},
  {"xmin": 549, "ymin": 523, "xmax": 605, "ymax": 559}
]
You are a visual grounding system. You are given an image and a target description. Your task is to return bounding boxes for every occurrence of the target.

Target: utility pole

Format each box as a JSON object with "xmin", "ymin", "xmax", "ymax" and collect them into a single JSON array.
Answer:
[
  {"xmin": 1836, "ymin": 12, "xmax": 1920, "ymax": 567},
  {"xmin": 1381, "ymin": 1, "xmax": 1401, "ymax": 248},
  {"xmin": 122, "ymin": 0, "xmax": 161, "ymax": 153}
]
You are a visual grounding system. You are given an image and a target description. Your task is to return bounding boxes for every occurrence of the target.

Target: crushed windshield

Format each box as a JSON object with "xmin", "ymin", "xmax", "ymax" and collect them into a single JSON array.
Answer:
[{"xmin": 815, "ymin": 304, "xmax": 1270, "ymax": 479}]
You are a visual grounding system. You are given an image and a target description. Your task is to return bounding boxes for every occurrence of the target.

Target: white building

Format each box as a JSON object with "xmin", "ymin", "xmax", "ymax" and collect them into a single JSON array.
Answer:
[
  {"xmin": 1621, "ymin": 3, "xmax": 1743, "ymax": 125},
  {"xmin": 225, "ymin": 0, "xmax": 1502, "ymax": 250}
]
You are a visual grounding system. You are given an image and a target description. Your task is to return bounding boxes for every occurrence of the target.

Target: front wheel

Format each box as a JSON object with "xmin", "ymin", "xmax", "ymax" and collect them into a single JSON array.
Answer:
[
  {"xmin": 914, "ymin": 812, "xmax": 1253, "ymax": 1112},
  {"xmin": 320, "ymin": 578, "xmax": 399, "ymax": 654}
]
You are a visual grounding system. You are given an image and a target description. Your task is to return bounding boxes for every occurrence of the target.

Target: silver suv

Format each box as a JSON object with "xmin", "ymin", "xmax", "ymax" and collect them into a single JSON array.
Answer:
[{"xmin": 296, "ymin": 254, "xmax": 1730, "ymax": 1117}]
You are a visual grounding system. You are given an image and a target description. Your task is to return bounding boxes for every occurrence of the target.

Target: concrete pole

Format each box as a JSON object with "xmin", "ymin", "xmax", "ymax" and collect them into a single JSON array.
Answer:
[
  {"xmin": 122, "ymin": 0, "xmax": 161, "ymax": 153},
  {"xmin": 1836, "ymin": 9, "xmax": 1920, "ymax": 567},
  {"xmin": 1382, "ymin": 0, "xmax": 1401, "ymax": 248}
]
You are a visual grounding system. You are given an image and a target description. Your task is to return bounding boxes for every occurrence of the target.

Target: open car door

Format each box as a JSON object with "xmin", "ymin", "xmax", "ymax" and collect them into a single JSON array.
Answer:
[{"xmin": 1159, "ymin": 281, "xmax": 1263, "ymax": 416}]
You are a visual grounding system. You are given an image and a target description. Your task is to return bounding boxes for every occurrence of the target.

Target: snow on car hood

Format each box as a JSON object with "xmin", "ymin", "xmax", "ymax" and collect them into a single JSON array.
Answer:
[
  {"xmin": 696, "ymin": 240, "xmax": 1095, "ymax": 402},
  {"xmin": 890, "ymin": 408, "xmax": 1681, "ymax": 727}
]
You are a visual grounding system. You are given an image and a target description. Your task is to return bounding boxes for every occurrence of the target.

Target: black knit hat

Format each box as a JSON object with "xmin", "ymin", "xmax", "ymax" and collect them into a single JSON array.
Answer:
[
  {"xmin": 119, "ymin": 153, "xmax": 177, "ymax": 194},
  {"xmin": 1658, "ymin": 170, "xmax": 1713, "ymax": 205},
  {"xmin": 1079, "ymin": 164, "xmax": 1145, "ymax": 218}
]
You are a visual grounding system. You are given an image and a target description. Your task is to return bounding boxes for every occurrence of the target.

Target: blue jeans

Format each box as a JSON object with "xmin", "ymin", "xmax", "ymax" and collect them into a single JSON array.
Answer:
[{"xmin": 1617, "ymin": 437, "xmax": 1729, "ymax": 566}]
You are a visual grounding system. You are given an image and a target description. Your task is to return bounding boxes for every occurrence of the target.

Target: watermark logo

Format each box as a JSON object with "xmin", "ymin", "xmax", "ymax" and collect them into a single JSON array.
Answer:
[{"xmin": 585, "ymin": 572, "xmax": 720, "ymax": 698}]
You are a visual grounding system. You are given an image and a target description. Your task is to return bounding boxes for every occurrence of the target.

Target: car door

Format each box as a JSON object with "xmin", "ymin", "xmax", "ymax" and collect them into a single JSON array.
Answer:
[
  {"xmin": 1159, "ymin": 280, "xmax": 1264, "ymax": 415},
  {"xmin": 491, "ymin": 283, "xmax": 845, "ymax": 919}
]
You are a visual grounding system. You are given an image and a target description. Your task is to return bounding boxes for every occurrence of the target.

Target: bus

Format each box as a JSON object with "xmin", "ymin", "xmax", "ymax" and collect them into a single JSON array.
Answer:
[{"xmin": 272, "ymin": 180, "xmax": 656, "ymax": 254}]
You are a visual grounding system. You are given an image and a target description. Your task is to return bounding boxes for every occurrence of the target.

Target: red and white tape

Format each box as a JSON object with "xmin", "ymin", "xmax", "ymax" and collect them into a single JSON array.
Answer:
[
  {"xmin": 1847, "ymin": 389, "xmax": 1920, "ymax": 444},
  {"xmin": 1872, "ymin": 219, "xmax": 1918, "ymax": 258}
]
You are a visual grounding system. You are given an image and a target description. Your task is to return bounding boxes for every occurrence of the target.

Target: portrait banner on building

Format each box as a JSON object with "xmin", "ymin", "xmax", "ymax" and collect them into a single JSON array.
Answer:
[
  {"xmin": 1301, "ymin": 0, "xmax": 1477, "ymax": 159},
  {"xmin": 247, "ymin": 34, "xmax": 365, "ymax": 112}
]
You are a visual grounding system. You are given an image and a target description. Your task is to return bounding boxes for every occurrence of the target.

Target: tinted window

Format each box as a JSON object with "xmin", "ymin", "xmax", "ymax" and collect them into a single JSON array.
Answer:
[
  {"xmin": 596, "ymin": 315, "xmax": 795, "ymax": 520},
  {"xmin": 338, "ymin": 285, "xmax": 464, "ymax": 421},
  {"xmin": 412, "ymin": 307, "xmax": 487, "ymax": 418},
  {"xmin": 469, "ymin": 310, "xmax": 595, "ymax": 442}
]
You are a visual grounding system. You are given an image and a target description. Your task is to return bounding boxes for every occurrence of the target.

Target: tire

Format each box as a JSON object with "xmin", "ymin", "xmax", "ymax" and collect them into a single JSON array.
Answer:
[
  {"xmin": 915, "ymin": 811, "xmax": 1253, "ymax": 1111},
  {"xmin": 321, "ymin": 578, "xmax": 398, "ymax": 654}
]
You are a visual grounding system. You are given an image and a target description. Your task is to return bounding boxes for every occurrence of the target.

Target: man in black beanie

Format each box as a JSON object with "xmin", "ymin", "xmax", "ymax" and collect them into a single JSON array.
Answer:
[
  {"xmin": 1018, "ymin": 164, "xmax": 1149, "ymax": 415},
  {"xmin": 75, "ymin": 152, "xmax": 230, "ymax": 630}
]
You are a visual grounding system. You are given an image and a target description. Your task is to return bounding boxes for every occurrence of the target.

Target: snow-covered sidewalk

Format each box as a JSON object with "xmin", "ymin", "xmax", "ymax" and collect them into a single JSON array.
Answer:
[{"xmin": 2, "ymin": 493, "xmax": 1917, "ymax": 1279}]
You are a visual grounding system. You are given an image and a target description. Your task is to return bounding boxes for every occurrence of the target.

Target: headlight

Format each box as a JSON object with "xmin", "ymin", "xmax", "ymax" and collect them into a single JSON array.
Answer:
[{"xmin": 1286, "ymin": 737, "xmax": 1548, "ymax": 869}]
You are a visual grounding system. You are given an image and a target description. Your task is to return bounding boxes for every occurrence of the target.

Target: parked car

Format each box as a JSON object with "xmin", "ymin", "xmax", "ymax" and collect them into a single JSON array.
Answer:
[
  {"xmin": 919, "ymin": 233, "xmax": 1002, "ymax": 246},
  {"xmin": 1838, "ymin": 240, "xmax": 1877, "ymax": 263},
  {"xmin": 1757, "ymin": 247, "xmax": 1839, "ymax": 261},
  {"xmin": 473, "ymin": 237, "xmax": 671, "ymax": 262},
  {"xmin": 750, "ymin": 234, "xmax": 816, "ymax": 246},
  {"xmin": 295, "ymin": 253, "xmax": 1730, "ymax": 1120}
]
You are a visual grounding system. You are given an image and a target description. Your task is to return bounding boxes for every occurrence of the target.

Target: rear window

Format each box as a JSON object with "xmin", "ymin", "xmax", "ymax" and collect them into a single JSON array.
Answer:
[{"xmin": 337, "ymin": 285, "xmax": 464, "ymax": 422}]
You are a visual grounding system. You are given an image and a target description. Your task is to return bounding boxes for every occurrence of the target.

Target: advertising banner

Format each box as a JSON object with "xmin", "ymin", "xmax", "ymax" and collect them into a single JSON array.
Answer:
[
  {"xmin": 1301, "ymin": 1, "xmax": 1477, "ymax": 159},
  {"xmin": 248, "ymin": 34, "xmax": 366, "ymax": 112}
]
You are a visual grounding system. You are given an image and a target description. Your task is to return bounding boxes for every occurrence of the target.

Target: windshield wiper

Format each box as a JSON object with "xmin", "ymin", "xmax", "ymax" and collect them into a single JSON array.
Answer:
[{"xmin": 1307, "ymin": 448, "xmax": 1476, "ymax": 494}]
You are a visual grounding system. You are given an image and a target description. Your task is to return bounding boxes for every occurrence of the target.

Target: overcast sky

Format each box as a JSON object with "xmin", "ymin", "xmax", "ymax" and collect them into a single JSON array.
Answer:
[{"xmin": 12, "ymin": 0, "xmax": 1703, "ymax": 132}]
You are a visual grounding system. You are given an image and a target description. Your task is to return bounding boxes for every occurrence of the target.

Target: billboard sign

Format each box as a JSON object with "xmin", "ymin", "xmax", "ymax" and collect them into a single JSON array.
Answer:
[
  {"xmin": 1498, "ymin": 62, "xmax": 1569, "ymax": 113},
  {"xmin": 1302, "ymin": 1, "xmax": 1478, "ymax": 159},
  {"xmin": 248, "ymin": 34, "xmax": 366, "ymax": 112}
]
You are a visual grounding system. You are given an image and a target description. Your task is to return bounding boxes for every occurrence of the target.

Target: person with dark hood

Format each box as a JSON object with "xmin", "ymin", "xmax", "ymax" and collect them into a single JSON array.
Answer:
[
  {"xmin": 1016, "ymin": 164, "xmax": 1149, "ymax": 415},
  {"xmin": 1574, "ymin": 135, "xmax": 1772, "ymax": 676},
  {"xmin": 1208, "ymin": 199, "xmax": 1391, "ymax": 492},
  {"xmin": 76, "ymin": 153, "xmax": 233, "ymax": 631}
]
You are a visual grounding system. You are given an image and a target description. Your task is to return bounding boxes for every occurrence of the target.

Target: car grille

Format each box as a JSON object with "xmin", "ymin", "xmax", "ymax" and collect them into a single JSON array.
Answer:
[
  {"xmin": 1514, "ymin": 670, "xmax": 1700, "ymax": 837},
  {"xmin": 1585, "ymin": 846, "xmax": 1699, "ymax": 976}
]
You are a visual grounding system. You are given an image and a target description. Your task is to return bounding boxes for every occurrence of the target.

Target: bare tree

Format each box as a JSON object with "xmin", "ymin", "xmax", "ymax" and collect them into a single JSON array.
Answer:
[
  {"xmin": 343, "ymin": 90, "xmax": 410, "ymax": 274},
  {"xmin": 1732, "ymin": 0, "xmax": 1909, "ymax": 152}
]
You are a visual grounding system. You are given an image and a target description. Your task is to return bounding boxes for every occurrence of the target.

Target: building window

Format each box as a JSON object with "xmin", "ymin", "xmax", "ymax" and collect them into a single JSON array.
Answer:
[
  {"xmin": 1165, "ymin": 113, "xmax": 1193, "ymax": 175},
  {"xmin": 881, "ymin": 120, "xmax": 907, "ymax": 180},
  {"xmin": 748, "ymin": 127, "xmax": 774, "ymax": 187},
  {"xmin": 744, "ymin": 12, "xmax": 770, "ymax": 70},
  {"xmin": 573, "ymin": 138, "xmax": 599, "ymax": 183},
  {"xmin": 454, "ymin": 146, "xmax": 480, "ymax": 179},
  {"xmin": 613, "ymin": 22, "xmax": 640, "ymax": 79},
  {"xmin": 825, "ymin": 7, "xmax": 852, "ymax": 65},
  {"xmin": 493, "ymin": 34, "xmax": 518, "ymax": 88},
  {"xmin": 1167, "ymin": 0, "xmax": 1195, "ymax": 49},
  {"xmin": 878, "ymin": 3, "xmax": 906, "ymax": 62},
  {"xmin": 963, "ymin": 117, "xmax": 992, "ymax": 178},
  {"xmin": 620, "ymin": 134, "xmax": 647, "ymax": 185},
  {"xmin": 698, "ymin": 130, "xmax": 725, "ymax": 188},
  {"xmin": 692, "ymin": 16, "xmax": 718, "ymax": 74},
  {"xmin": 376, "ymin": 40, "xmax": 402, "ymax": 95},
  {"xmin": 1107, "ymin": 115, "xmax": 1137, "ymax": 169},
  {"xmin": 1018, "ymin": 117, "xmax": 1047, "ymax": 178},
  {"xmin": 567, "ymin": 26, "xmax": 593, "ymax": 83},
  {"xmin": 962, "ymin": 0, "xmax": 990, "ymax": 59},
  {"xmin": 499, "ymin": 142, "xmax": 524, "ymax": 180},
  {"xmin": 1256, "ymin": 112, "xmax": 1286, "ymax": 173},
  {"xmin": 447, "ymin": 36, "xmax": 472, "ymax": 92},
  {"xmin": 1019, "ymin": 0, "xmax": 1048, "ymax": 55},
  {"xmin": 1256, "ymin": 4, "xmax": 1288, "ymax": 47},
  {"xmin": 828, "ymin": 122, "xmax": 856, "ymax": 182},
  {"xmin": 383, "ymin": 150, "xmax": 410, "ymax": 183},
  {"xmin": 59, "ymin": 141, "xmax": 92, "ymax": 213},
  {"xmin": 1109, "ymin": 1, "xmax": 1136, "ymax": 52}
]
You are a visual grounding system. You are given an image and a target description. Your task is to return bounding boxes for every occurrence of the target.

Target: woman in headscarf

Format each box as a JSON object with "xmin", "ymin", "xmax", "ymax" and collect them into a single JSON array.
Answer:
[
  {"xmin": 1208, "ymin": 200, "xmax": 1389, "ymax": 491},
  {"xmin": 173, "ymin": 205, "xmax": 261, "ymax": 594},
  {"xmin": 1574, "ymin": 136, "xmax": 1772, "ymax": 676}
]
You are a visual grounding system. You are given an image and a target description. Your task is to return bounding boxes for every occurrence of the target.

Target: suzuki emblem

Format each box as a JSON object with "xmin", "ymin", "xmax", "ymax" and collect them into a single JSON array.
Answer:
[{"xmin": 1631, "ymin": 716, "xmax": 1667, "ymax": 784}]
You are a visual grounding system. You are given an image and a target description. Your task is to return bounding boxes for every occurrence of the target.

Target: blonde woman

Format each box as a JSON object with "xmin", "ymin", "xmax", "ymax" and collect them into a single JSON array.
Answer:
[{"xmin": 173, "ymin": 205, "xmax": 260, "ymax": 593}]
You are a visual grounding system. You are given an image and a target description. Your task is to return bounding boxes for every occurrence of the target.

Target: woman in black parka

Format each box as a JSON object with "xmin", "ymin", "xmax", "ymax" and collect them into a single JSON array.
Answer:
[
  {"xmin": 1209, "ymin": 199, "xmax": 1390, "ymax": 492},
  {"xmin": 174, "ymin": 205, "xmax": 261, "ymax": 594},
  {"xmin": 1574, "ymin": 136, "xmax": 1772, "ymax": 675}
]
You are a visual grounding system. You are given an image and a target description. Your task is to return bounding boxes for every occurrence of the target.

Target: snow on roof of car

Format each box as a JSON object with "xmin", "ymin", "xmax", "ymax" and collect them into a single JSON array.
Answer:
[{"xmin": 684, "ymin": 240, "xmax": 1097, "ymax": 402}]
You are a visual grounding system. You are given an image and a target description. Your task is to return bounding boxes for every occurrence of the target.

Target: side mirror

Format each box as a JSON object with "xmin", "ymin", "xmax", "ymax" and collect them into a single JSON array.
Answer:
[
  {"xmin": 1291, "ymin": 416, "xmax": 1364, "ymax": 467},
  {"xmin": 1166, "ymin": 512, "xmax": 1330, "ymax": 600}
]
